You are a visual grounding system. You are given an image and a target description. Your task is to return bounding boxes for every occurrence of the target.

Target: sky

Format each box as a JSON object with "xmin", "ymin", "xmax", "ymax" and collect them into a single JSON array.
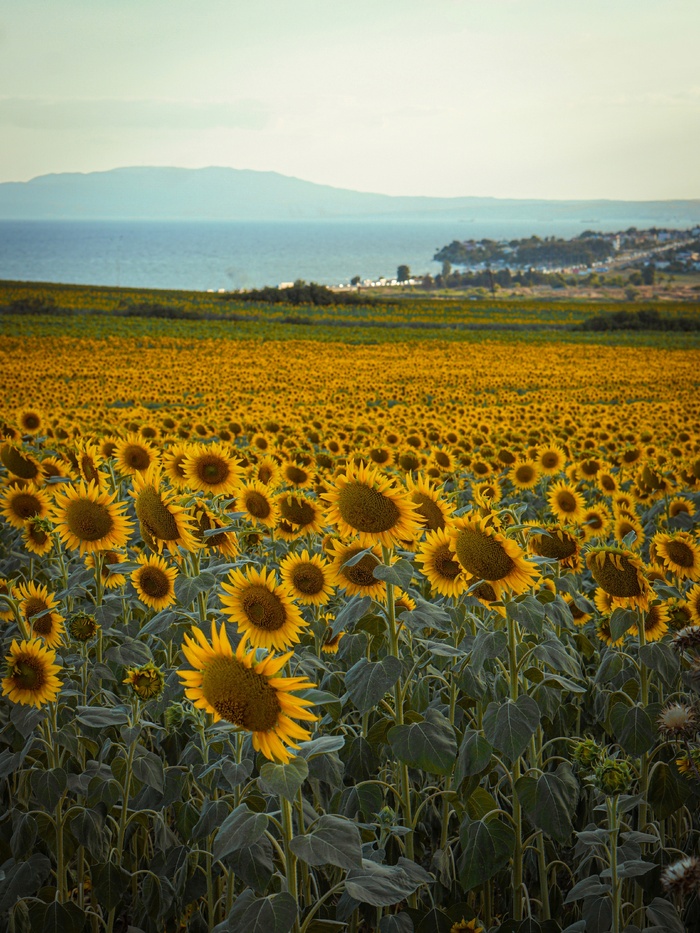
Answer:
[{"xmin": 0, "ymin": 0, "xmax": 698, "ymax": 200}]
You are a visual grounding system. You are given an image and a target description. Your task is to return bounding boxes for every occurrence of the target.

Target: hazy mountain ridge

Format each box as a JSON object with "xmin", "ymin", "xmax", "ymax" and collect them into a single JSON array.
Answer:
[{"xmin": 1, "ymin": 167, "xmax": 699, "ymax": 225}]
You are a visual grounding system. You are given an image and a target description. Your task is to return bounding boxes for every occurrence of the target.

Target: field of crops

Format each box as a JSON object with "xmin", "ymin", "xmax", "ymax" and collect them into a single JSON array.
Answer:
[{"xmin": 1, "ymin": 304, "xmax": 699, "ymax": 933}]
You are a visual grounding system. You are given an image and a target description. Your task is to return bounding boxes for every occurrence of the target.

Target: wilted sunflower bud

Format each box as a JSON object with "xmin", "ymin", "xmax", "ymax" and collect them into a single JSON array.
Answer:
[
  {"xmin": 572, "ymin": 737, "xmax": 603, "ymax": 772},
  {"xmin": 594, "ymin": 757, "xmax": 634, "ymax": 796},
  {"xmin": 673, "ymin": 625, "xmax": 700, "ymax": 654},
  {"xmin": 661, "ymin": 855, "xmax": 700, "ymax": 898},
  {"xmin": 68, "ymin": 611, "xmax": 100, "ymax": 642},
  {"xmin": 657, "ymin": 702, "xmax": 698, "ymax": 740},
  {"xmin": 123, "ymin": 661, "xmax": 165, "ymax": 700}
]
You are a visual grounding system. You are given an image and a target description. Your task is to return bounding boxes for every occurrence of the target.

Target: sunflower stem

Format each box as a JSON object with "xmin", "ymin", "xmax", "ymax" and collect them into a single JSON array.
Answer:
[
  {"xmin": 635, "ymin": 608, "xmax": 650, "ymax": 921},
  {"xmin": 607, "ymin": 794, "xmax": 622, "ymax": 933},
  {"xmin": 506, "ymin": 605, "xmax": 524, "ymax": 922},
  {"xmin": 280, "ymin": 796, "xmax": 301, "ymax": 932}
]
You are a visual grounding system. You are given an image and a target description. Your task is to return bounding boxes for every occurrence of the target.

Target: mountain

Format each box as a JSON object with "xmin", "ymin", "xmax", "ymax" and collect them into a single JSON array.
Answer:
[{"xmin": 1, "ymin": 166, "xmax": 699, "ymax": 226}]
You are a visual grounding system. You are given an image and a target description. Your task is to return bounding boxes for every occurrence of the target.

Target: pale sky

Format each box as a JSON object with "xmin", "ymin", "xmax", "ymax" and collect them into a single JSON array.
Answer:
[{"xmin": 0, "ymin": 0, "xmax": 698, "ymax": 199}]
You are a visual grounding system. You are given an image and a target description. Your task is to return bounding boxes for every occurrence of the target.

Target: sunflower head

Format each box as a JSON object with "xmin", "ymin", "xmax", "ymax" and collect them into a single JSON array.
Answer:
[
  {"xmin": 451, "ymin": 517, "xmax": 538, "ymax": 597},
  {"xmin": 124, "ymin": 661, "xmax": 166, "ymax": 700},
  {"xmin": 132, "ymin": 554, "xmax": 178, "ymax": 611},
  {"xmin": 2, "ymin": 638, "xmax": 62, "ymax": 707},
  {"xmin": 220, "ymin": 566, "xmax": 307, "ymax": 651},
  {"xmin": 586, "ymin": 546, "xmax": 649, "ymax": 609},
  {"xmin": 594, "ymin": 757, "xmax": 633, "ymax": 796},
  {"xmin": 182, "ymin": 442, "xmax": 243, "ymax": 496},
  {"xmin": 68, "ymin": 611, "xmax": 100, "ymax": 642}
]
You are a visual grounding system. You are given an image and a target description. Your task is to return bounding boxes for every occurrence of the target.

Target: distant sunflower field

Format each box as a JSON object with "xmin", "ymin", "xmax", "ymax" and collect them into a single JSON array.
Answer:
[{"xmin": 1, "ymin": 310, "xmax": 700, "ymax": 933}]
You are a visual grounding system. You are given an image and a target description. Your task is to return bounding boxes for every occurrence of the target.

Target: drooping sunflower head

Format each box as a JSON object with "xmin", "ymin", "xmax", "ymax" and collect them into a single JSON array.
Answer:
[
  {"xmin": 178, "ymin": 621, "xmax": 318, "ymax": 763},
  {"xmin": 279, "ymin": 550, "xmax": 334, "ymax": 606},
  {"xmin": 220, "ymin": 565, "xmax": 307, "ymax": 651},
  {"xmin": 132, "ymin": 553, "xmax": 178, "ymax": 611},
  {"xmin": 131, "ymin": 464, "xmax": 197, "ymax": 555},
  {"xmin": 23, "ymin": 517, "xmax": 54, "ymax": 556},
  {"xmin": 528, "ymin": 524, "xmax": 580, "ymax": 568},
  {"xmin": 450, "ymin": 516, "xmax": 539, "ymax": 598},
  {"xmin": 0, "ymin": 484, "xmax": 51, "ymax": 530},
  {"xmin": 182, "ymin": 442, "xmax": 243, "ymax": 496},
  {"xmin": 275, "ymin": 493, "xmax": 324, "ymax": 535},
  {"xmin": 52, "ymin": 480, "xmax": 133, "ymax": 555},
  {"xmin": 2, "ymin": 638, "xmax": 62, "ymax": 707},
  {"xmin": 68, "ymin": 611, "xmax": 100, "ymax": 642},
  {"xmin": 323, "ymin": 461, "xmax": 421, "ymax": 549},
  {"xmin": 0, "ymin": 443, "xmax": 42, "ymax": 482},
  {"xmin": 652, "ymin": 532, "xmax": 700, "ymax": 582},
  {"xmin": 585, "ymin": 546, "xmax": 649, "ymax": 609},
  {"xmin": 405, "ymin": 474, "xmax": 453, "ymax": 532}
]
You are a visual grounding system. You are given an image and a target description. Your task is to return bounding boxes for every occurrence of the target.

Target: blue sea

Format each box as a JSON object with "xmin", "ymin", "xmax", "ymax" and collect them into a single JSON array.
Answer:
[{"xmin": 0, "ymin": 218, "xmax": 681, "ymax": 292}]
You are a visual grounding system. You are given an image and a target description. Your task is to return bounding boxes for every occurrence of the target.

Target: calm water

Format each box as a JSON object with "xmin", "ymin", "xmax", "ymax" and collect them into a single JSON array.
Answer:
[{"xmin": 0, "ymin": 218, "xmax": 681, "ymax": 291}]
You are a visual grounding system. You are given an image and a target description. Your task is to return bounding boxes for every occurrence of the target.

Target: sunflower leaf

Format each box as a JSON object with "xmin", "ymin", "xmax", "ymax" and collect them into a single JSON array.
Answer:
[
  {"xmin": 482, "ymin": 696, "xmax": 540, "ymax": 761},
  {"xmin": 289, "ymin": 814, "xmax": 363, "ymax": 870},
  {"xmin": 345, "ymin": 656, "xmax": 402, "ymax": 713},
  {"xmin": 226, "ymin": 890, "xmax": 297, "ymax": 933},
  {"xmin": 457, "ymin": 818, "xmax": 515, "ymax": 891},
  {"xmin": 213, "ymin": 804, "xmax": 269, "ymax": 860},
  {"xmin": 258, "ymin": 756, "xmax": 309, "ymax": 801},
  {"xmin": 388, "ymin": 709, "xmax": 458, "ymax": 776},
  {"xmin": 331, "ymin": 596, "xmax": 373, "ymax": 638},
  {"xmin": 373, "ymin": 559, "xmax": 414, "ymax": 589}
]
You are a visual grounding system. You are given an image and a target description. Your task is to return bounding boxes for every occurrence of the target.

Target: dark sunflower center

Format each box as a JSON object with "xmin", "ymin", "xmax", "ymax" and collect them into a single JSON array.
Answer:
[
  {"xmin": 337, "ymin": 482, "xmax": 401, "ymax": 534},
  {"xmin": 665, "ymin": 540, "xmax": 695, "ymax": 568},
  {"xmin": 473, "ymin": 581, "xmax": 498, "ymax": 601},
  {"xmin": 65, "ymin": 497, "xmax": 115, "ymax": 542},
  {"xmin": 279, "ymin": 497, "xmax": 316, "ymax": 527},
  {"xmin": 32, "ymin": 613, "xmax": 55, "ymax": 636},
  {"xmin": 11, "ymin": 493, "xmax": 42, "ymax": 520},
  {"xmin": 138, "ymin": 566, "xmax": 171, "ymax": 598},
  {"xmin": 245, "ymin": 491, "xmax": 271, "ymax": 519},
  {"xmin": 412, "ymin": 493, "xmax": 445, "ymax": 531},
  {"xmin": 434, "ymin": 451, "xmax": 450, "ymax": 467},
  {"xmin": 22, "ymin": 414, "xmax": 41, "ymax": 430},
  {"xmin": 370, "ymin": 449, "xmax": 390, "ymax": 464},
  {"xmin": 515, "ymin": 465, "xmax": 536, "ymax": 484},
  {"xmin": 122, "ymin": 444, "xmax": 152, "ymax": 471},
  {"xmin": 586, "ymin": 513, "xmax": 604, "ymax": 530},
  {"xmin": 13, "ymin": 659, "xmax": 45, "ymax": 690},
  {"xmin": 398, "ymin": 454, "xmax": 420, "ymax": 471},
  {"xmin": 555, "ymin": 491, "xmax": 578, "ymax": 513},
  {"xmin": 1, "ymin": 445, "xmax": 40, "ymax": 479},
  {"xmin": 136, "ymin": 486, "xmax": 180, "ymax": 541},
  {"xmin": 342, "ymin": 551, "xmax": 380, "ymax": 587},
  {"xmin": 569, "ymin": 602, "xmax": 587, "ymax": 621},
  {"xmin": 644, "ymin": 606, "xmax": 662, "ymax": 633},
  {"xmin": 242, "ymin": 585, "xmax": 287, "ymax": 630},
  {"xmin": 454, "ymin": 528, "xmax": 515, "ymax": 582},
  {"xmin": 258, "ymin": 465, "xmax": 273, "ymax": 483},
  {"xmin": 291, "ymin": 563, "xmax": 325, "ymax": 595},
  {"xmin": 587, "ymin": 552, "xmax": 645, "ymax": 598},
  {"xmin": 197, "ymin": 455, "xmax": 230, "ymax": 485},
  {"xmin": 285, "ymin": 465, "xmax": 309, "ymax": 485},
  {"xmin": 434, "ymin": 545, "xmax": 461, "ymax": 580},
  {"xmin": 29, "ymin": 525, "xmax": 48, "ymax": 545},
  {"xmin": 80, "ymin": 455, "xmax": 100, "ymax": 483},
  {"xmin": 473, "ymin": 461, "xmax": 490, "ymax": 476},
  {"xmin": 24, "ymin": 596, "xmax": 49, "ymax": 619},
  {"xmin": 498, "ymin": 449, "xmax": 516, "ymax": 465},
  {"xmin": 600, "ymin": 475, "xmax": 616, "ymax": 491},
  {"xmin": 541, "ymin": 452, "xmax": 558, "ymax": 468},
  {"xmin": 201, "ymin": 657, "xmax": 281, "ymax": 731},
  {"xmin": 532, "ymin": 532, "xmax": 577, "ymax": 560}
]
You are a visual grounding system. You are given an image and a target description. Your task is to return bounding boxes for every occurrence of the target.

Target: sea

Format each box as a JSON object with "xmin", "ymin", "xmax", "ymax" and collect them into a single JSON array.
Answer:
[{"xmin": 0, "ymin": 218, "xmax": 689, "ymax": 292}]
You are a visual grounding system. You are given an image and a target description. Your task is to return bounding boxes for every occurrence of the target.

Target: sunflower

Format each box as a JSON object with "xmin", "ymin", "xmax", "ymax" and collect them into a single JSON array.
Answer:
[
  {"xmin": 74, "ymin": 440, "xmax": 107, "ymax": 489},
  {"xmin": 405, "ymin": 475, "xmax": 453, "ymax": 532},
  {"xmin": 653, "ymin": 532, "xmax": 700, "ymax": 582},
  {"xmin": 614, "ymin": 514, "xmax": 645, "ymax": 549},
  {"xmin": 85, "ymin": 549, "xmax": 128, "ymax": 589},
  {"xmin": 0, "ymin": 578, "xmax": 15, "ymax": 621},
  {"xmin": 16, "ymin": 408, "xmax": 44, "ymax": 436},
  {"xmin": 97, "ymin": 435, "xmax": 119, "ymax": 460},
  {"xmin": 597, "ymin": 470, "xmax": 618, "ymax": 495},
  {"xmin": 563, "ymin": 593, "xmax": 592, "ymax": 626},
  {"xmin": 182, "ymin": 442, "xmax": 243, "ymax": 496},
  {"xmin": 397, "ymin": 449, "xmax": 422, "ymax": 472},
  {"xmin": 580, "ymin": 505, "xmax": 612, "ymax": 541},
  {"xmin": 429, "ymin": 446, "xmax": 455, "ymax": 473},
  {"xmin": 114, "ymin": 433, "xmax": 159, "ymax": 476},
  {"xmin": 132, "ymin": 554, "xmax": 178, "ymax": 611},
  {"xmin": 161, "ymin": 443, "xmax": 191, "ymax": 490},
  {"xmin": 450, "ymin": 516, "xmax": 539, "ymax": 598},
  {"xmin": 510, "ymin": 459, "xmax": 540, "ymax": 490},
  {"xmin": 280, "ymin": 460, "xmax": 315, "ymax": 490},
  {"xmin": 627, "ymin": 601, "xmax": 670, "ymax": 643},
  {"xmin": 416, "ymin": 528, "xmax": 467, "ymax": 598},
  {"xmin": 276, "ymin": 493, "xmax": 325, "ymax": 537},
  {"xmin": 537, "ymin": 444, "xmax": 566, "ymax": 476},
  {"xmin": 0, "ymin": 443, "xmax": 42, "ymax": 482},
  {"xmin": 528, "ymin": 524, "xmax": 580, "ymax": 569},
  {"xmin": 594, "ymin": 587, "xmax": 616, "ymax": 615},
  {"xmin": 39, "ymin": 455, "xmax": 73, "ymax": 482},
  {"xmin": 669, "ymin": 496, "xmax": 696, "ymax": 519},
  {"xmin": 2, "ymin": 638, "xmax": 62, "ymax": 707},
  {"xmin": 0, "ymin": 484, "xmax": 51, "ymax": 529},
  {"xmin": 327, "ymin": 540, "xmax": 387, "ymax": 599},
  {"xmin": 123, "ymin": 661, "xmax": 166, "ymax": 700},
  {"xmin": 247, "ymin": 454, "xmax": 280, "ymax": 489},
  {"xmin": 472, "ymin": 479, "xmax": 502, "ymax": 508},
  {"xmin": 368, "ymin": 446, "xmax": 394, "ymax": 468},
  {"xmin": 585, "ymin": 546, "xmax": 649, "ymax": 609},
  {"xmin": 279, "ymin": 550, "xmax": 334, "ymax": 606},
  {"xmin": 395, "ymin": 590, "xmax": 416, "ymax": 613},
  {"xmin": 131, "ymin": 464, "xmax": 197, "ymax": 555},
  {"xmin": 547, "ymin": 481, "xmax": 586, "ymax": 525},
  {"xmin": 686, "ymin": 584, "xmax": 700, "ymax": 626},
  {"xmin": 52, "ymin": 480, "xmax": 133, "ymax": 555},
  {"xmin": 220, "ymin": 566, "xmax": 307, "ymax": 651},
  {"xmin": 15, "ymin": 581, "xmax": 65, "ymax": 648},
  {"xmin": 179, "ymin": 621, "xmax": 317, "ymax": 763},
  {"xmin": 22, "ymin": 518, "xmax": 54, "ymax": 557},
  {"xmin": 192, "ymin": 505, "xmax": 239, "ymax": 558},
  {"xmin": 594, "ymin": 615, "xmax": 625, "ymax": 648},
  {"xmin": 237, "ymin": 480, "xmax": 278, "ymax": 528},
  {"xmin": 323, "ymin": 461, "xmax": 421, "ymax": 549}
]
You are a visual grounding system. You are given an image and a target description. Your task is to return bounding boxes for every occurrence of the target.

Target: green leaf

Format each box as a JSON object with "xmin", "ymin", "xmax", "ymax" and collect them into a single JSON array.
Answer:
[
  {"xmin": 454, "ymin": 729, "xmax": 493, "ymax": 785},
  {"xmin": 340, "ymin": 783, "xmax": 383, "ymax": 821},
  {"xmin": 458, "ymin": 818, "xmax": 514, "ymax": 891},
  {"xmin": 297, "ymin": 735, "xmax": 346, "ymax": 759},
  {"xmin": 192, "ymin": 798, "xmax": 230, "ymax": 840},
  {"xmin": 70, "ymin": 808, "xmax": 107, "ymax": 860},
  {"xmin": 470, "ymin": 630, "xmax": 507, "ymax": 671},
  {"xmin": 515, "ymin": 767, "xmax": 577, "ymax": 843},
  {"xmin": 374, "ymin": 559, "xmax": 414, "ymax": 589},
  {"xmin": 330, "ymin": 595, "xmax": 373, "ymax": 638},
  {"xmin": 227, "ymin": 890, "xmax": 297, "ymax": 933},
  {"xmin": 564, "ymin": 875, "xmax": 611, "ymax": 903},
  {"xmin": 228, "ymin": 837, "xmax": 274, "ymax": 892},
  {"xmin": 388, "ymin": 709, "xmax": 458, "ymax": 776},
  {"xmin": 345, "ymin": 656, "xmax": 402, "ymax": 713},
  {"xmin": 617, "ymin": 705, "xmax": 655, "ymax": 756},
  {"xmin": 645, "ymin": 896, "xmax": 685, "ymax": 933},
  {"xmin": 76, "ymin": 706, "xmax": 129, "ymax": 728},
  {"xmin": 345, "ymin": 859, "xmax": 429, "ymax": 906},
  {"xmin": 400, "ymin": 598, "xmax": 452, "ymax": 633},
  {"xmin": 482, "ymin": 696, "xmax": 540, "ymax": 761},
  {"xmin": 39, "ymin": 901, "xmax": 86, "ymax": 933},
  {"xmin": 609, "ymin": 608, "xmax": 638, "ymax": 641},
  {"xmin": 132, "ymin": 745, "xmax": 164, "ymax": 792},
  {"xmin": 639, "ymin": 642, "xmax": 680, "ymax": 686},
  {"xmin": 258, "ymin": 756, "xmax": 309, "ymax": 801},
  {"xmin": 289, "ymin": 814, "xmax": 363, "ymax": 870},
  {"xmin": 647, "ymin": 761, "xmax": 691, "ymax": 819},
  {"xmin": 213, "ymin": 804, "xmax": 269, "ymax": 861},
  {"xmin": 533, "ymin": 634, "xmax": 581, "ymax": 678},
  {"xmin": 30, "ymin": 767, "xmax": 66, "ymax": 810},
  {"xmin": 175, "ymin": 570, "xmax": 218, "ymax": 606},
  {"xmin": 93, "ymin": 861, "xmax": 131, "ymax": 912},
  {"xmin": 221, "ymin": 758, "xmax": 254, "ymax": 789},
  {"xmin": 379, "ymin": 914, "xmax": 414, "ymax": 933},
  {"xmin": 507, "ymin": 594, "xmax": 545, "ymax": 634}
]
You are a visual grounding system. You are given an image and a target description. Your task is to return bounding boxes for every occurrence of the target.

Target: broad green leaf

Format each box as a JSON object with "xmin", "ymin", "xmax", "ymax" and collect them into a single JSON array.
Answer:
[
  {"xmin": 647, "ymin": 762, "xmax": 690, "ymax": 819},
  {"xmin": 76, "ymin": 706, "xmax": 129, "ymax": 728},
  {"xmin": 289, "ymin": 814, "xmax": 363, "ymax": 870},
  {"xmin": 609, "ymin": 608, "xmax": 638, "ymax": 641},
  {"xmin": 39, "ymin": 901, "xmax": 86, "ymax": 933},
  {"xmin": 388, "ymin": 709, "xmax": 458, "ymax": 776},
  {"xmin": 192, "ymin": 798, "xmax": 230, "ymax": 840},
  {"xmin": 458, "ymin": 818, "xmax": 514, "ymax": 891},
  {"xmin": 331, "ymin": 596, "xmax": 373, "ymax": 638},
  {"xmin": 175, "ymin": 570, "xmax": 218, "ymax": 606},
  {"xmin": 482, "ymin": 695, "xmax": 540, "ymax": 761},
  {"xmin": 298, "ymin": 735, "xmax": 346, "ymax": 759},
  {"xmin": 345, "ymin": 858, "xmax": 430, "ymax": 906},
  {"xmin": 639, "ymin": 642, "xmax": 680, "ymax": 686},
  {"xmin": 374, "ymin": 558, "xmax": 414, "ymax": 589},
  {"xmin": 132, "ymin": 745, "xmax": 164, "ymax": 792},
  {"xmin": 454, "ymin": 729, "xmax": 493, "ymax": 785},
  {"xmin": 645, "ymin": 896, "xmax": 685, "ymax": 933},
  {"xmin": 345, "ymin": 656, "xmax": 402, "ymax": 713},
  {"xmin": 258, "ymin": 756, "xmax": 309, "ymax": 801},
  {"xmin": 617, "ymin": 705, "xmax": 655, "ymax": 756},
  {"xmin": 470, "ymin": 629, "xmax": 507, "ymax": 671},
  {"xmin": 227, "ymin": 890, "xmax": 297, "ymax": 933},
  {"xmin": 93, "ymin": 861, "xmax": 131, "ymax": 912},
  {"xmin": 30, "ymin": 767, "xmax": 67, "ymax": 811},
  {"xmin": 228, "ymin": 837, "xmax": 275, "ymax": 892},
  {"xmin": 70, "ymin": 808, "xmax": 107, "ymax": 860},
  {"xmin": 213, "ymin": 804, "xmax": 269, "ymax": 861},
  {"xmin": 507, "ymin": 594, "xmax": 545, "ymax": 634},
  {"xmin": 515, "ymin": 767, "xmax": 577, "ymax": 843}
]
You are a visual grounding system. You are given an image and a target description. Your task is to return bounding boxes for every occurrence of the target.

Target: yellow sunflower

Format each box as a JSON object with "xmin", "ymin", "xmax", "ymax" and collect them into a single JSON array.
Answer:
[
  {"xmin": 585, "ymin": 546, "xmax": 649, "ymax": 610},
  {"xmin": 597, "ymin": 470, "xmax": 618, "ymax": 495},
  {"xmin": 627, "ymin": 602, "xmax": 670, "ymax": 643},
  {"xmin": 85, "ymin": 549, "xmax": 128, "ymax": 589},
  {"xmin": 132, "ymin": 554, "xmax": 178, "ymax": 611},
  {"xmin": 275, "ymin": 493, "xmax": 325, "ymax": 537},
  {"xmin": 113, "ymin": 433, "xmax": 159, "ymax": 477},
  {"xmin": 326, "ymin": 539, "xmax": 387, "ymax": 599},
  {"xmin": 2, "ymin": 638, "xmax": 62, "ymax": 707},
  {"xmin": 220, "ymin": 566, "xmax": 307, "ymax": 651},
  {"xmin": 131, "ymin": 464, "xmax": 197, "ymax": 555},
  {"xmin": 74, "ymin": 440, "xmax": 107, "ymax": 489},
  {"xmin": 528, "ymin": 524, "xmax": 580, "ymax": 570},
  {"xmin": 323, "ymin": 461, "xmax": 421, "ymax": 549},
  {"xmin": 0, "ymin": 578, "xmax": 15, "ymax": 621},
  {"xmin": 594, "ymin": 587, "xmax": 616, "ymax": 615},
  {"xmin": 22, "ymin": 518, "xmax": 54, "ymax": 557},
  {"xmin": 16, "ymin": 408, "xmax": 44, "ymax": 436},
  {"xmin": 161, "ymin": 443, "xmax": 191, "ymax": 490},
  {"xmin": 450, "ymin": 516, "xmax": 539, "ymax": 599},
  {"xmin": 279, "ymin": 459, "xmax": 315, "ymax": 490},
  {"xmin": 563, "ymin": 593, "xmax": 592, "ymax": 626},
  {"xmin": 652, "ymin": 532, "xmax": 700, "ymax": 582},
  {"xmin": 594, "ymin": 615, "xmax": 625, "ymax": 647},
  {"xmin": 580, "ymin": 505, "xmax": 612, "ymax": 541},
  {"xmin": 123, "ymin": 661, "xmax": 166, "ymax": 700},
  {"xmin": 547, "ymin": 481, "xmax": 587, "ymax": 525},
  {"xmin": 237, "ymin": 480, "xmax": 278, "ymax": 528},
  {"xmin": 182, "ymin": 442, "xmax": 243, "ymax": 496},
  {"xmin": 405, "ymin": 475, "xmax": 453, "ymax": 532},
  {"xmin": 0, "ymin": 483, "xmax": 51, "ymax": 529},
  {"xmin": 669, "ymin": 497, "xmax": 696, "ymax": 519},
  {"xmin": 39, "ymin": 456, "xmax": 73, "ymax": 483},
  {"xmin": 510, "ymin": 459, "xmax": 540, "ymax": 490},
  {"xmin": 686, "ymin": 584, "xmax": 700, "ymax": 626},
  {"xmin": 279, "ymin": 550, "xmax": 334, "ymax": 606},
  {"xmin": 192, "ymin": 505, "xmax": 239, "ymax": 558},
  {"xmin": 14, "ymin": 581, "xmax": 65, "ymax": 648},
  {"xmin": 416, "ymin": 528, "xmax": 467, "ymax": 598},
  {"xmin": 0, "ymin": 443, "xmax": 43, "ymax": 482},
  {"xmin": 537, "ymin": 444, "xmax": 566, "ymax": 476},
  {"xmin": 249, "ymin": 454, "xmax": 282, "ymax": 489},
  {"xmin": 179, "ymin": 621, "xmax": 318, "ymax": 763},
  {"xmin": 472, "ymin": 479, "xmax": 502, "ymax": 508},
  {"xmin": 52, "ymin": 480, "xmax": 133, "ymax": 555},
  {"xmin": 614, "ymin": 514, "xmax": 645, "ymax": 549}
]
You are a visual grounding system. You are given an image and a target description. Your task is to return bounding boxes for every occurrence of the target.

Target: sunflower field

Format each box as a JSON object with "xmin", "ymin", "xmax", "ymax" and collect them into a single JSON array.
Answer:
[{"xmin": 0, "ymin": 315, "xmax": 699, "ymax": 933}]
